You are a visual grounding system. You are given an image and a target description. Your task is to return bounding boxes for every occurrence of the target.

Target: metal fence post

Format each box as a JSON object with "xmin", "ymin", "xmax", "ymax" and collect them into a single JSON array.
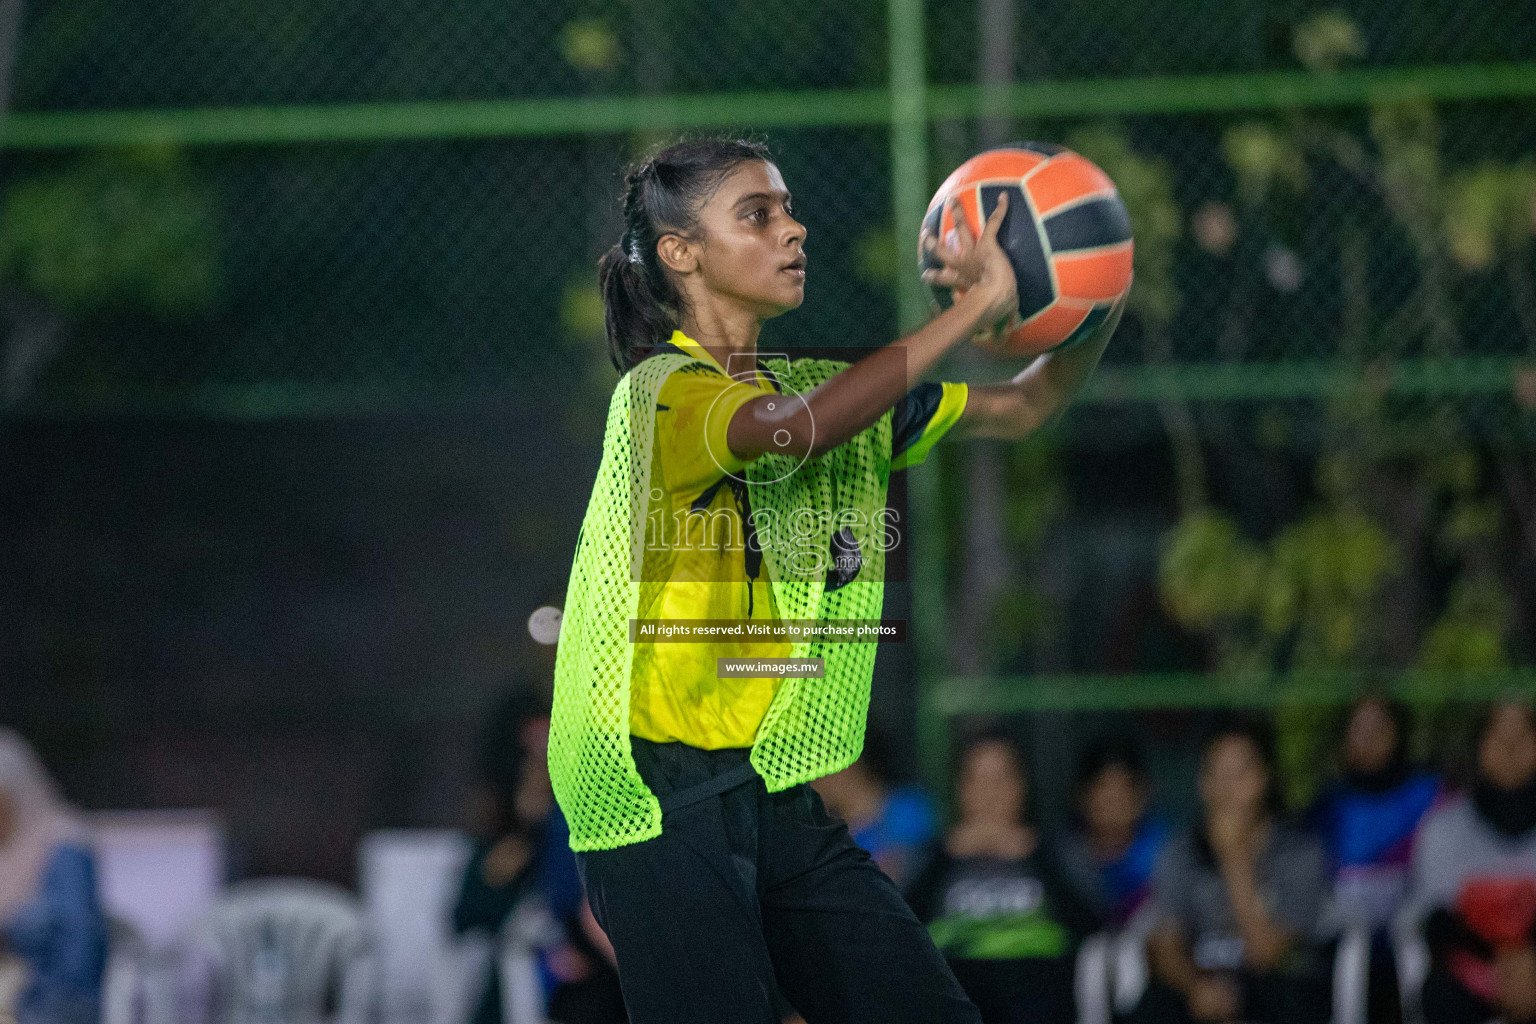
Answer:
[{"xmin": 888, "ymin": 0, "xmax": 949, "ymax": 792}]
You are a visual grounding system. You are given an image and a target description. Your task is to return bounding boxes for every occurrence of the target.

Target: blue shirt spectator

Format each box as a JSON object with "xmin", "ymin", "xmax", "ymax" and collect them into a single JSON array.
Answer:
[
  {"xmin": 0, "ymin": 730, "xmax": 108, "ymax": 1024},
  {"xmin": 1308, "ymin": 696, "xmax": 1443, "ymax": 929},
  {"xmin": 812, "ymin": 731, "xmax": 937, "ymax": 887},
  {"xmin": 1058, "ymin": 737, "xmax": 1171, "ymax": 930}
]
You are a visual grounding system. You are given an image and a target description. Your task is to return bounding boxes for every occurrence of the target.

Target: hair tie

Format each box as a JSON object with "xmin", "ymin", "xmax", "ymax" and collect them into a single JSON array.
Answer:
[{"xmin": 623, "ymin": 232, "xmax": 644, "ymax": 266}]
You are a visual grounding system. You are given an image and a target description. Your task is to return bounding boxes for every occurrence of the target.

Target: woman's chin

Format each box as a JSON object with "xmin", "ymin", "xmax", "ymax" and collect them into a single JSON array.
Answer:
[
  {"xmin": 757, "ymin": 290, "xmax": 805, "ymax": 318},
  {"xmin": 777, "ymin": 284, "xmax": 807, "ymax": 311}
]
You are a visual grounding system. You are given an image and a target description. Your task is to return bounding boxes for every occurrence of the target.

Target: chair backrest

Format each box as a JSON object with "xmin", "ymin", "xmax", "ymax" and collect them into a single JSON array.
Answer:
[
  {"xmin": 1332, "ymin": 926, "xmax": 1372, "ymax": 1024},
  {"xmin": 103, "ymin": 916, "xmax": 150, "ymax": 1024},
  {"xmin": 1075, "ymin": 932, "xmax": 1114, "ymax": 1024},
  {"xmin": 188, "ymin": 879, "xmax": 372, "ymax": 1024},
  {"xmin": 356, "ymin": 830, "xmax": 472, "ymax": 1024},
  {"xmin": 498, "ymin": 901, "xmax": 564, "ymax": 1024},
  {"xmin": 89, "ymin": 811, "xmax": 226, "ymax": 952},
  {"xmin": 1392, "ymin": 911, "xmax": 1432, "ymax": 1024}
]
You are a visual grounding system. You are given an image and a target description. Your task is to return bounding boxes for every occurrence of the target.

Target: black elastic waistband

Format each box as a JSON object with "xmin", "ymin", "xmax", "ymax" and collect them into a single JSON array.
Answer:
[{"xmin": 656, "ymin": 760, "xmax": 760, "ymax": 813}]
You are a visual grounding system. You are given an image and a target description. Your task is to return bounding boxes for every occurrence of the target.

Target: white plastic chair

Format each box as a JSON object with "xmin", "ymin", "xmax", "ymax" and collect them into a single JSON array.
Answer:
[
  {"xmin": 89, "ymin": 811, "xmax": 226, "ymax": 952},
  {"xmin": 357, "ymin": 830, "xmax": 473, "ymax": 1024},
  {"xmin": 1392, "ymin": 912, "xmax": 1432, "ymax": 1024},
  {"xmin": 178, "ymin": 878, "xmax": 374, "ymax": 1024},
  {"xmin": 1080, "ymin": 923, "xmax": 1372, "ymax": 1024},
  {"xmin": 1076, "ymin": 932, "xmax": 1115, "ymax": 1024},
  {"xmin": 90, "ymin": 810, "xmax": 227, "ymax": 1024},
  {"xmin": 1331, "ymin": 927, "xmax": 1372, "ymax": 1024},
  {"xmin": 496, "ymin": 901, "xmax": 563, "ymax": 1024},
  {"xmin": 103, "ymin": 916, "xmax": 150, "ymax": 1024}
]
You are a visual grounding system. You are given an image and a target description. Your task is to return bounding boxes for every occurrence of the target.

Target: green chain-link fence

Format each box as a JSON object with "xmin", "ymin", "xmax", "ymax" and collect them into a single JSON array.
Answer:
[{"xmin": 5, "ymin": 0, "xmax": 1536, "ymax": 792}]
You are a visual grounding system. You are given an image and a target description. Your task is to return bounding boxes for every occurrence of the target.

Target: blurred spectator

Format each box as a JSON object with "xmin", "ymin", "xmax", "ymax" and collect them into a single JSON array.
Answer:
[
  {"xmin": 1057, "ymin": 737, "xmax": 1170, "ymax": 930},
  {"xmin": 1310, "ymin": 696, "xmax": 1441, "ymax": 1024},
  {"xmin": 905, "ymin": 729, "xmax": 1097, "ymax": 1024},
  {"xmin": 1310, "ymin": 695, "xmax": 1441, "ymax": 929},
  {"xmin": 811, "ymin": 730, "xmax": 937, "ymax": 886},
  {"xmin": 1139, "ymin": 717, "xmax": 1331, "ymax": 1024},
  {"xmin": 0, "ymin": 729, "xmax": 108, "ymax": 1024},
  {"xmin": 1408, "ymin": 699, "xmax": 1536, "ymax": 1024},
  {"xmin": 453, "ymin": 685, "xmax": 625, "ymax": 1024}
]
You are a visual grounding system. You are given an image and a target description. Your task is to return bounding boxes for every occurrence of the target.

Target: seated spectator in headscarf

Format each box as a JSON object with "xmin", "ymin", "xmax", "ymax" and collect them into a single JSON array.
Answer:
[
  {"xmin": 453, "ymin": 684, "xmax": 626, "ymax": 1024},
  {"xmin": 905, "ymin": 728, "xmax": 1097, "ymax": 1024},
  {"xmin": 811, "ymin": 729, "xmax": 937, "ymax": 887},
  {"xmin": 1057, "ymin": 737, "xmax": 1171, "ymax": 932},
  {"xmin": 1408, "ymin": 699, "xmax": 1536, "ymax": 1024},
  {"xmin": 1310, "ymin": 695, "xmax": 1442, "ymax": 930},
  {"xmin": 1137, "ymin": 717, "xmax": 1331, "ymax": 1024},
  {"xmin": 0, "ymin": 729, "xmax": 108, "ymax": 1024}
]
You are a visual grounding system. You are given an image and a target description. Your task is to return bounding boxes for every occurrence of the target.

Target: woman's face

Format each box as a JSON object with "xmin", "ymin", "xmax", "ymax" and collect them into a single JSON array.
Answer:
[
  {"xmin": 958, "ymin": 741, "xmax": 1026, "ymax": 827},
  {"xmin": 674, "ymin": 160, "xmax": 807, "ymax": 320},
  {"xmin": 1478, "ymin": 703, "xmax": 1536, "ymax": 792},
  {"xmin": 1344, "ymin": 700, "xmax": 1399, "ymax": 776},
  {"xmin": 1081, "ymin": 765, "xmax": 1147, "ymax": 840},
  {"xmin": 1199, "ymin": 735, "xmax": 1269, "ymax": 817}
]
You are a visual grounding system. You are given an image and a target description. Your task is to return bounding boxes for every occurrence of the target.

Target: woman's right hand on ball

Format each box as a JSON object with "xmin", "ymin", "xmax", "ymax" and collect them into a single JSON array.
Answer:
[{"xmin": 920, "ymin": 192, "xmax": 1019, "ymax": 337}]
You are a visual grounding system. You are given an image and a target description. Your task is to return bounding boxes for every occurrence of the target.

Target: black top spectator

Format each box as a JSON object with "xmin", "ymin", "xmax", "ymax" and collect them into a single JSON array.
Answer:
[{"xmin": 907, "ymin": 729, "xmax": 1096, "ymax": 1024}]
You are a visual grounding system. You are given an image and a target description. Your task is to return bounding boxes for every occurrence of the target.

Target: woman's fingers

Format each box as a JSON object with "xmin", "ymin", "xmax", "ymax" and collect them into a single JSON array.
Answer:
[
  {"xmin": 980, "ymin": 192, "xmax": 1009, "ymax": 245},
  {"xmin": 921, "ymin": 233, "xmax": 959, "ymax": 271},
  {"xmin": 948, "ymin": 196, "xmax": 976, "ymax": 250}
]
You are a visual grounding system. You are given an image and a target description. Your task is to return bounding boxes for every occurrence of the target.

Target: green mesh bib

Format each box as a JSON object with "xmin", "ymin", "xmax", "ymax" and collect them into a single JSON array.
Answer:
[{"xmin": 550, "ymin": 351, "xmax": 893, "ymax": 851}]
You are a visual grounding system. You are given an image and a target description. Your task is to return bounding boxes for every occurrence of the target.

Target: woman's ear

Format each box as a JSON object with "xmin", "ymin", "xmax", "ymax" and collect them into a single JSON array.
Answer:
[{"xmin": 656, "ymin": 232, "xmax": 698, "ymax": 275}]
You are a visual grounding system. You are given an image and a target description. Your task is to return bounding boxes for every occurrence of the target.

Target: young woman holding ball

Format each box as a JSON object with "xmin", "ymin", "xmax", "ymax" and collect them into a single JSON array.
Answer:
[{"xmin": 550, "ymin": 136, "xmax": 1122, "ymax": 1024}]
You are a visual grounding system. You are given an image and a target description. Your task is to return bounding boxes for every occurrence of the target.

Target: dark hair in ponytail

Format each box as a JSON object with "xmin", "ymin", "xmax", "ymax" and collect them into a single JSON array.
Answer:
[{"xmin": 599, "ymin": 137, "xmax": 773, "ymax": 372}]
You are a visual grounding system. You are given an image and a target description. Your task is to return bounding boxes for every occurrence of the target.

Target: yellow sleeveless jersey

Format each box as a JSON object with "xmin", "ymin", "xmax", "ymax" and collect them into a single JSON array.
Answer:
[{"xmin": 629, "ymin": 329, "xmax": 968, "ymax": 749}]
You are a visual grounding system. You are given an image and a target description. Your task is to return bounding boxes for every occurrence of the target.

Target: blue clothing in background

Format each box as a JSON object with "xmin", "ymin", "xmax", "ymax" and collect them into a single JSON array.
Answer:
[
  {"xmin": 1309, "ymin": 771, "xmax": 1442, "ymax": 927},
  {"xmin": 850, "ymin": 785, "xmax": 938, "ymax": 884},
  {"xmin": 1099, "ymin": 816, "xmax": 1170, "ymax": 926},
  {"xmin": 0, "ymin": 844, "xmax": 109, "ymax": 1024},
  {"xmin": 1057, "ymin": 815, "xmax": 1172, "ymax": 930}
]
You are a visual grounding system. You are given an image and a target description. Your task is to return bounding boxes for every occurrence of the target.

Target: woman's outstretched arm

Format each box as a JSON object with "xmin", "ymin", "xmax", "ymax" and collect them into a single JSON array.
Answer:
[
  {"xmin": 725, "ymin": 195, "xmax": 1018, "ymax": 462},
  {"xmin": 952, "ymin": 297, "xmax": 1124, "ymax": 441}
]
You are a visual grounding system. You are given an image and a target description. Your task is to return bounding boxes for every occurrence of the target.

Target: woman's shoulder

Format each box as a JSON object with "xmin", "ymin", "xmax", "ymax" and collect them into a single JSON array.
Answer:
[{"xmin": 1417, "ymin": 790, "xmax": 1475, "ymax": 835}]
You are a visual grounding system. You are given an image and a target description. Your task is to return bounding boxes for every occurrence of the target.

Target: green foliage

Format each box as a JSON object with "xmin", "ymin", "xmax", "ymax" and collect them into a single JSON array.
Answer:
[
  {"xmin": 854, "ymin": 225, "xmax": 899, "ymax": 287},
  {"xmin": 0, "ymin": 149, "xmax": 218, "ymax": 319},
  {"xmin": 1292, "ymin": 11, "xmax": 1366, "ymax": 73},
  {"xmin": 1158, "ymin": 509, "xmax": 1266, "ymax": 633},
  {"xmin": 989, "ymin": 433, "xmax": 1070, "ymax": 667},
  {"xmin": 1442, "ymin": 162, "xmax": 1536, "ymax": 272},
  {"xmin": 1418, "ymin": 577, "xmax": 1511, "ymax": 672},
  {"xmin": 1222, "ymin": 123, "xmax": 1308, "ymax": 207},
  {"xmin": 1159, "ymin": 506, "xmax": 1397, "ymax": 674},
  {"xmin": 1160, "ymin": 504, "xmax": 1398, "ymax": 803},
  {"xmin": 560, "ymin": 18, "xmax": 621, "ymax": 73},
  {"xmin": 1266, "ymin": 509, "xmax": 1398, "ymax": 668},
  {"xmin": 1066, "ymin": 124, "xmax": 1181, "ymax": 325},
  {"xmin": 1003, "ymin": 434, "xmax": 1068, "ymax": 550},
  {"xmin": 1273, "ymin": 698, "xmax": 1337, "ymax": 810},
  {"xmin": 559, "ymin": 276, "xmax": 620, "ymax": 438}
]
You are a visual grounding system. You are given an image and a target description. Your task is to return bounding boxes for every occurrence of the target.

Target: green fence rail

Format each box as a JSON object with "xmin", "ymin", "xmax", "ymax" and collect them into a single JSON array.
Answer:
[
  {"xmin": 5, "ymin": 63, "xmax": 1535, "ymax": 149},
  {"xmin": 918, "ymin": 669, "xmax": 1536, "ymax": 787},
  {"xmin": 4, "ymin": 0, "xmax": 1535, "ymax": 779}
]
